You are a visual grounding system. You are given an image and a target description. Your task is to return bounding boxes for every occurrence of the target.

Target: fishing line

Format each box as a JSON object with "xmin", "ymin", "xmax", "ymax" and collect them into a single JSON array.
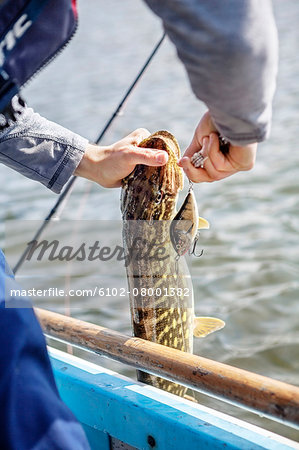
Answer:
[{"xmin": 13, "ymin": 32, "xmax": 166, "ymax": 274}]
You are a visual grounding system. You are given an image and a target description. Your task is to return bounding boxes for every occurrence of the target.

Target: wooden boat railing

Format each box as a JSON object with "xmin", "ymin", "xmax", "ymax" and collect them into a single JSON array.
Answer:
[{"xmin": 36, "ymin": 307, "xmax": 299, "ymax": 430}]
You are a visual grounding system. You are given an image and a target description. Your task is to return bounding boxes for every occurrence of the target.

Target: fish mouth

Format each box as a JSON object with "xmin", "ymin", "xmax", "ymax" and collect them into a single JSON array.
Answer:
[
  {"xmin": 138, "ymin": 131, "xmax": 183, "ymax": 194},
  {"xmin": 121, "ymin": 131, "xmax": 184, "ymax": 220},
  {"xmin": 138, "ymin": 130, "xmax": 181, "ymax": 159}
]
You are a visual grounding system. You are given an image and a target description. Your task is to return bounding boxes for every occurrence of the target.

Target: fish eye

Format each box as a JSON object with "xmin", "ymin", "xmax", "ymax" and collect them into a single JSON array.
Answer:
[{"xmin": 155, "ymin": 192, "xmax": 164, "ymax": 204}]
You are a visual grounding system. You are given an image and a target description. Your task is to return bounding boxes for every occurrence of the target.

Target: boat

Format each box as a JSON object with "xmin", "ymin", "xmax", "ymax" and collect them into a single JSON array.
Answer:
[
  {"xmin": 49, "ymin": 346, "xmax": 299, "ymax": 450},
  {"xmin": 35, "ymin": 308, "xmax": 299, "ymax": 450}
]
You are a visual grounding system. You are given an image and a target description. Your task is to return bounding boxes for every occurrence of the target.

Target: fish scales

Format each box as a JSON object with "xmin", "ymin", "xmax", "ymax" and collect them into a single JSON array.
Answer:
[
  {"xmin": 121, "ymin": 131, "xmax": 225, "ymax": 396},
  {"xmin": 121, "ymin": 131, "xmax": 193, "ymax": 396}
]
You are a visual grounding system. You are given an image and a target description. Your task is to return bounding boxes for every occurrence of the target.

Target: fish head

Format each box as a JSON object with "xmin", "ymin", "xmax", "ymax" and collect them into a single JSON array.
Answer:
[{"xmin": 121, "ymin": 131, "xmax": 183, "ymax": 220}]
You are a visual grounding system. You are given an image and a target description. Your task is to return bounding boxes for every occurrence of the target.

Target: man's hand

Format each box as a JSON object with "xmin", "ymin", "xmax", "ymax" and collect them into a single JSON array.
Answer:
[
  {"xmin": 178, "ymin": 111, "xmax": 257, "ymax": 182},
  {"xmin": 75, "ymin": 128, "xmax": 168, "ymax": 188}
]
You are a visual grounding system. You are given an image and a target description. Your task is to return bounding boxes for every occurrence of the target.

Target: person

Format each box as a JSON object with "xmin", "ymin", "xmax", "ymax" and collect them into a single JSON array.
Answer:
[{"xmin": 0, "ymin": 0, "xmax": 278, "ymax": 448}]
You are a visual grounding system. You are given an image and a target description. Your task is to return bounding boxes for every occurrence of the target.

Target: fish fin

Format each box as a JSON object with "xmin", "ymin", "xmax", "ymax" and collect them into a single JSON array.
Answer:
[
  {"xmin": 184, "ymin": 394, "xmax": 198, "ymax": 403},
  {"xmin": 198, "ymin": 217, "xmax": 210, "ymax": 230},
  {"xmin": 193, "ymin": 317, "xmax": 225, "ymax": 338}
]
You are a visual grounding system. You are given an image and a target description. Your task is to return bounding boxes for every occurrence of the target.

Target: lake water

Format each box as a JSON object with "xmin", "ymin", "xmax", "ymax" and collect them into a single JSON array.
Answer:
[{"xmin": 1, "ymin": 0, "xmax": 299, "ymax": 442}]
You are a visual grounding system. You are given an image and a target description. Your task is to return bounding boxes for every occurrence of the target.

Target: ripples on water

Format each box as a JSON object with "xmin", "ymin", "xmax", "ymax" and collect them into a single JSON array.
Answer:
[{"xmin": 1, "ymin": 0, "xmax": 299, "ymax": 441}]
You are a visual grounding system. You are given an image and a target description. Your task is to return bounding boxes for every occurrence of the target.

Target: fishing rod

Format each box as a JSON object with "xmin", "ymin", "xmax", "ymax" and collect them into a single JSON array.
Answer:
[{"xmin": 13, "ymin": 32, "xmax": 166, "ymax": 274}]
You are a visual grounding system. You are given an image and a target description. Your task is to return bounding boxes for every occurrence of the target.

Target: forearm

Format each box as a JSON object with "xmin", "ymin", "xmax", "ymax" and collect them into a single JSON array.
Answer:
[
  {"xmin": 0, "ymin": 109, "xmax": 169, "ymax": 192},
  {"xmin": 0, "ymin": 105, "xmax": 88, "ymax": 194},
  {"xmin": 144, "ymin": 0, "xmax": 278, "ymax": 145}
]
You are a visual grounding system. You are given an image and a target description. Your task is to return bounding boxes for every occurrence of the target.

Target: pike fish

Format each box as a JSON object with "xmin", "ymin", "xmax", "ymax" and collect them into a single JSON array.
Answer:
[{"xmin": 121, "ymin": 131, "xmax": 224, "ymax": 396}]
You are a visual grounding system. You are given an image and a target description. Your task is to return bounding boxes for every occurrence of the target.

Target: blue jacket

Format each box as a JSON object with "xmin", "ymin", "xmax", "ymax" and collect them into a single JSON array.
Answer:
[
  {"xmin": 0, "ymin": 250, "xmax": 90, "ymax": 449},
  {"xmin": 0, "ymin": 0, "xmax": 78, "ymax": 111},
  {"xmin": 0, "ymin": 2, "xmax": 89, "ymax": 447}
]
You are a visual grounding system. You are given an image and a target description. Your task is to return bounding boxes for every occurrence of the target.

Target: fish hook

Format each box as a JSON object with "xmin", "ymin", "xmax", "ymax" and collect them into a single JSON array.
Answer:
[
  {"xmin": 189, "ymin": 233, "xmax": 204, "ymax": 257},
  {"xmin": 188, "ymin": 179, "xmax": 194, "ymax": 192}
]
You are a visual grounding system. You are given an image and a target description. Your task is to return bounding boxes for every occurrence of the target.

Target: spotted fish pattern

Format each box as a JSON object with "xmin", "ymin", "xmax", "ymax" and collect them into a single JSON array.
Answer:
[{"xmin": 121, "ymin": 131, "xmax": 224, "ymax": 396}]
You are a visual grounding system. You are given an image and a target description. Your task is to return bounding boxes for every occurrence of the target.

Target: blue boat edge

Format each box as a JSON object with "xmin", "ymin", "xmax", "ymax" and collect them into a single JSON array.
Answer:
[{"xmin": 49, "ymin": 347, "xmax": 299, "ymax": 450}]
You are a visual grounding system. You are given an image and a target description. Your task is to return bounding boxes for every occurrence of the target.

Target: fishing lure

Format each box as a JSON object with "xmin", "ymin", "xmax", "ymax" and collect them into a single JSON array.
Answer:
[{"xmin": 170, "ymin": 183, "xmax": 209, "ymax": 259}]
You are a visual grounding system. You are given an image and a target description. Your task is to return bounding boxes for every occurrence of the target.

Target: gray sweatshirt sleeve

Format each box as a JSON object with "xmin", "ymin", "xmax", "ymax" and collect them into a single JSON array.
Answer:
[
  {"xmin": 0, "ymin": 106, "xmax": 88, "ymax": 194},
  {"xmin": 144, "ymin": 0, "xmax": 278, "ymax": 145}
]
